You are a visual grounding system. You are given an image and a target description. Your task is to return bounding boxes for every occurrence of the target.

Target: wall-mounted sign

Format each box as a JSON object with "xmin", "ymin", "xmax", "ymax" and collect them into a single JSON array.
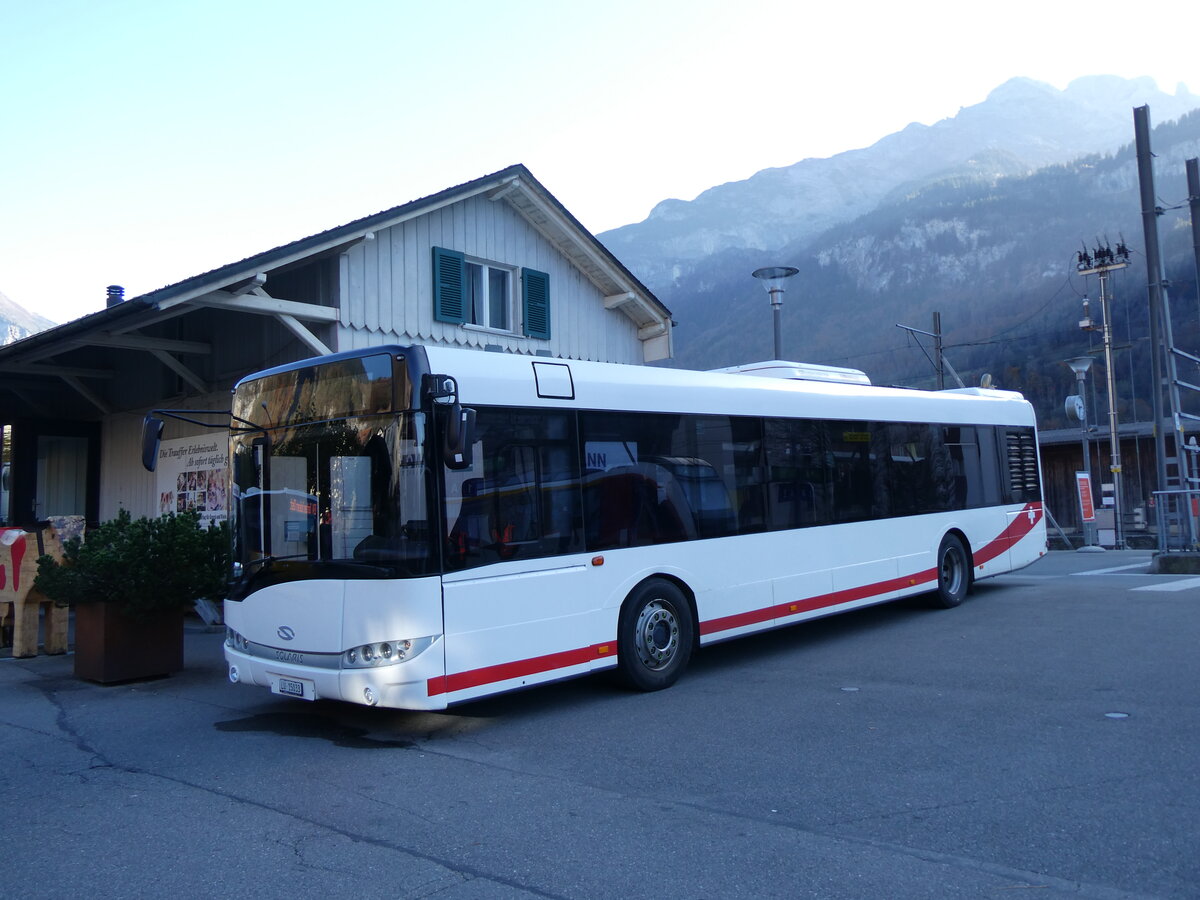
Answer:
[{"xmin": 155, "ymin": 436, "xmax": 229, "ymax": 527}]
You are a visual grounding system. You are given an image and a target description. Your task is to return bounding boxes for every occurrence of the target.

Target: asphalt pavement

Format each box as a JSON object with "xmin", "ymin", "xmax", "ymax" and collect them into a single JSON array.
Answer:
[{"xmin": 2, "ymin": 550, "xmax": 1198, "ymax": 899}]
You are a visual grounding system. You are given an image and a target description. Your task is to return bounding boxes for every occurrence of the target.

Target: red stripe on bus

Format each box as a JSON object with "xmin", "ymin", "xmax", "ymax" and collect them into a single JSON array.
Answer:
[
  {"xmin": 973, "ymin": 501, "xmax": 1043, "ymax": 566},
  {"xmin": 701, "ymin": 502, "xmax": 1043, "ymax": 637},
  {"xmin": 699, "ymin": 568, "xmax": 941, "ymax": 636},
  {"xmin": 427, "ymin": 642, "xmax": 614, "ymax": 697},
  {"xmin": 430, "ymin": 503, "xmax": 1044, "ymax": 696}
]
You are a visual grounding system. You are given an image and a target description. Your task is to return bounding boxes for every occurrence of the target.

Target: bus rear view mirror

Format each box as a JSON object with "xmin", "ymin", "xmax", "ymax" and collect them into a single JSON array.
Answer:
[
  {"xmin": 444, "ymin": 403, "xmax": 476, "ymax": 470},
  {"xmin": 141, "ymin": 415, "xmax": 165, "ymax": 472}
]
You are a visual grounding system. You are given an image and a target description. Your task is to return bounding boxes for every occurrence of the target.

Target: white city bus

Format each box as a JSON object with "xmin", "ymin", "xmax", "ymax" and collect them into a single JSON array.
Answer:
[{"xmin": 198, "ymin": 344, "xmax": 1044, "ymax": 710}]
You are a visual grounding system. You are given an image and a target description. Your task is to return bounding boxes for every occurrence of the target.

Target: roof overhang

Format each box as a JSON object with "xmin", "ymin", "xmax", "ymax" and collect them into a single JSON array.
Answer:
[
  {"xmin": 0, "ymin": 165, "xmax": 671, "ymax": 418},
  {"xmin": 140, "ymin": 164, "xmax": 670, "ymax": 354}
]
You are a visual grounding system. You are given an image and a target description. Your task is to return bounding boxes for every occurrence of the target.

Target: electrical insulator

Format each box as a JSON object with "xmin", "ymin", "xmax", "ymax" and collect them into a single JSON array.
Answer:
[{"xmin": 1079, "ymin": 297, "xmax": 1094, "ymax": 331}]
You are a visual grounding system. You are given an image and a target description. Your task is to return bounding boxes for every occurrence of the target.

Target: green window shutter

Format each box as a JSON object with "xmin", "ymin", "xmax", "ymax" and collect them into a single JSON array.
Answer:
[
  {"xmin": 432, "ymin": 247, "xmax": 466, "ymax": 324},
  {"xmin": 522, "ymin": 267, "xmax": 550, "ymax": 339}
]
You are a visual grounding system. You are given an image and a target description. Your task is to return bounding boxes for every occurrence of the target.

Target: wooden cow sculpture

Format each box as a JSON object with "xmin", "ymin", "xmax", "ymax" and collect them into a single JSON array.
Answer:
[{"xmin": 0, "ymin": 516, "xmax": 82, "ymax": 657}]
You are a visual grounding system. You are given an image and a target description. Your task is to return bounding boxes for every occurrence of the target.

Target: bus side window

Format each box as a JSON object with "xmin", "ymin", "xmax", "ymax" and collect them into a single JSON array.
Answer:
[
  {"xmin": 444, "ymin": 409, "xmax": 582, "ymax": 569},
  {"xmin": 940, "ymin": 425, "xmax": 978, "ymax": 510},
  {"xmin": 887, "ymin": 422, "xmax": 933, "ymax": 517},
  {"xmin": 764, "ymin": 418, "xmax": 830, "ymax": 529},
  {"xmin": 829, "ymin": 423, "xmax": 875, "ymax": 524}
]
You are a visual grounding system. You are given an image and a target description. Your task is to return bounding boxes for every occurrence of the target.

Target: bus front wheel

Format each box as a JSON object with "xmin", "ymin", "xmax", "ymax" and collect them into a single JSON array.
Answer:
[
  {"xmin": 933, "ymin": 534, "xmax": 971, "ymax": 608},
  {"xmin": 617, "ymin": 579, "xmax": 695, "ymax": 691}
]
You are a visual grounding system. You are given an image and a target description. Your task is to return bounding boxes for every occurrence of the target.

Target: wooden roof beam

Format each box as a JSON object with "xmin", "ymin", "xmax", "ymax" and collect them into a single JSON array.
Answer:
[
  {"xmin": 150, "ymin": 349, "xmax": 209, "ymax": 393},
  {"xmin": 0, "ymin": 363, "xmax": 114, "ymax": 379},
  {"xmin": 171, "ymin": 289, "xmax": 340, "ymax": 322},
  {"xmin": 277, "ymin": 314, "xmax": 332, "ymax": 356},
  {"xmin": 60, "ymin": 375, "xmax": 111, "ymax": 415},
  {"xmin": 226, "ymin": 273, "xmax": 267, "ymax": 295},
  {"xmin": 72, "ymin": 332, "xmax": 212, "ymax": 355}
]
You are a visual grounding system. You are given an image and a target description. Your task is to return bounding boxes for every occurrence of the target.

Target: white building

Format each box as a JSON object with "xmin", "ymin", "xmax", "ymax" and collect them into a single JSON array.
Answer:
[{"xmin": 0, "ymin": 165, "xmax": 672, "ymax": 527}]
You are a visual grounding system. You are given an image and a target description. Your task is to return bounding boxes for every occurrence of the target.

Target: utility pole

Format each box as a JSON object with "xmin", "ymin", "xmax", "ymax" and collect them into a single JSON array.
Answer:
[
  {"xmin": 1134, "ymin": 107, "xmax": 1194, "ymax": 489},
  {"xmin": 896, "ymin": 313, "xmax": 964, "ymax": 389},
  {"xmin": 1077, "ymin": 242, "xmax": 1130, "ymax": 548},
  {"xmin": 932, "ymin": 312, "xmax": 945, "ymax": 391},
  {"xmin": 1134, "ymin": 106, "xmax": 1172, "ymax": 497},
  {"xmin": 1188, "ymin": 159, "xmax": 1200, "ymax": 324},
  {"xmin": 1135, "ymin": 109, "xmax": 1200, "ymax": 550}
]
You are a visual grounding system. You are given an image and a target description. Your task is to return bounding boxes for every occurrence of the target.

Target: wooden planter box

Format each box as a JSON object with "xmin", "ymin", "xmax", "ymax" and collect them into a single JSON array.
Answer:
[{"xmin": 73, "ymin": 603, "xmax": 184, "ymax": 684}]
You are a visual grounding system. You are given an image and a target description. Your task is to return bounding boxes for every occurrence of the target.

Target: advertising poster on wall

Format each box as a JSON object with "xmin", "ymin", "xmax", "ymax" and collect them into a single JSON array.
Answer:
[{"xmin": 155, "ymin": 436, "xmax": 229, "ymax": 526}]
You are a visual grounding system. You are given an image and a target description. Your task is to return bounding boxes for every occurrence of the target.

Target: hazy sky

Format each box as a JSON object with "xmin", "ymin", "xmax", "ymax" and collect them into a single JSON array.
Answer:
[{"xmin": 1, "ymin": 0, "xmax": 1194, "ymax": 325}]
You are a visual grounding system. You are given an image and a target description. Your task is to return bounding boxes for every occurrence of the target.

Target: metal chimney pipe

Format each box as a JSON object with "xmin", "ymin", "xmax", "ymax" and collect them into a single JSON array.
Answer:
[{"xmin": 106, "ymin": 285, "xmax": 125, "ymax": 308}]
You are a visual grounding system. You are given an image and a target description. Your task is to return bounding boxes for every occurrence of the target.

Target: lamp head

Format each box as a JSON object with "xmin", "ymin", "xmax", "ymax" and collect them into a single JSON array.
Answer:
[
  {"xmin": 751, "ymin": 266, "xmax": 799, "ymax": 295},
  {"xmin": 1065, "ymin": 356, "xmax": 1094, "ymax": 377}
]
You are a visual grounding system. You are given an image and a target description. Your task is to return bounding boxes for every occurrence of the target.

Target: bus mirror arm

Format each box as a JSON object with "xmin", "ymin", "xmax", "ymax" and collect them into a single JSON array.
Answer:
[
  {"xmin": 443, "ymin": 403, "xmax": 476, "ymax": 470},
  {"xmin": 139, "ymin": 408, "xmax": 254, "ymax": 472}
]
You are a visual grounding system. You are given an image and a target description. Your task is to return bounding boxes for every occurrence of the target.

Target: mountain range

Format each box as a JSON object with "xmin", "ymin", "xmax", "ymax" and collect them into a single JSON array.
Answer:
[
  {"xmin": 601, "ymin": 76, "xmax": 1198, "ymax": 291},
  {"xmin": 3, "ymin": 75, "xmax": 1198, "ymax": 433},
  {"xmin": 597, "ymin": 76, "xmax": 1200, "ymax": 430},
  {"xmin": 0, "ymin": 289, "xmax": 56, "ymax": 345}
]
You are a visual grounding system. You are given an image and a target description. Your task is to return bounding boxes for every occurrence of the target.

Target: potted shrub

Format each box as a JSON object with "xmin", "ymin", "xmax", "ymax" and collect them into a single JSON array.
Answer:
[{"xmin": 34, "ymin": 509, "xmax": 229, "ymax": 684}]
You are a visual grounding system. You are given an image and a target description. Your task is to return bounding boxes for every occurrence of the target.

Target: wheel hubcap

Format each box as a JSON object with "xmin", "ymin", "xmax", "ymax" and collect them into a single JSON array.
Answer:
[
  {"xmin": 634, "ymin": 599, "xmax": 680, "ymax": 671},
  {"xmin": 942, "ymin": 549, "xmax": 963, "ymax": 594}
]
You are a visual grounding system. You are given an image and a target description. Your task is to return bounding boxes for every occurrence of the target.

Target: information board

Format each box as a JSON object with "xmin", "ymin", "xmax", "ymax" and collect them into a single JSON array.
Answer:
[{"xmin": 155, "ymin": 436, "xmax": 229, "ymax": 526}]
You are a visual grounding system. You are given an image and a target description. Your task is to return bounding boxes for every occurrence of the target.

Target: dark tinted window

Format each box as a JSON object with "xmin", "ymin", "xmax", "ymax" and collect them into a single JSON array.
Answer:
[
  {"xmin": 826, "ymin": 422, "xmax": 880, "ymax": 523},
  {"xmin": 888, "ymin": 422, "xmax": 935, "ymax": 517},
  {"xmin": 438, "ymin": 407, "xmax": 1032, "ymax": 567},
  {"xmin": 579, "ymin": 413, "xmax": 764, "ymax": 548},
  {"xmin": 443, "ymin": 409, "xmax": 583, "ymax": 570},
  {"xmin": 763, "ymin": 419, "xmax": 1015, "ymax": 527},
  {"xmin": 765, "ymin": 418, "xmax": 831, "ymax": 528}
]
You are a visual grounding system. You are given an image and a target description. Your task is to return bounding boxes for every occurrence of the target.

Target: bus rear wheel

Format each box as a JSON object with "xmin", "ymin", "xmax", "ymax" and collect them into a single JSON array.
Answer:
[
  {"xmin": 933, "ymin": 533, "xmax": 970, "ymax": 608},
  {"xmin": 617, "ymin": 579, "xmax": 694, "ymax": 691}
]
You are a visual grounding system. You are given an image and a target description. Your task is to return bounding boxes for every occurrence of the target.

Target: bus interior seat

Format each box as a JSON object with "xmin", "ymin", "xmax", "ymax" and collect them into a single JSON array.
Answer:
[
  {"xmin": 449, "ymin": 477, "xmax": 539, "ymax": 563},
  {"xmin": 585, "ymin": 467, "xmax": 696, "ymax": 547}
]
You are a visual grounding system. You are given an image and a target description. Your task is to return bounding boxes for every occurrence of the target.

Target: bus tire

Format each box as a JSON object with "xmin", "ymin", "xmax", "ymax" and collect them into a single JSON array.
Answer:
[
  {"xmin": 617, "ymin": 579, "xmax": 695, "ymax": 692},
  {"xmin": 933, "ymin": 533, "xmax": 970, "ymax": 608}
]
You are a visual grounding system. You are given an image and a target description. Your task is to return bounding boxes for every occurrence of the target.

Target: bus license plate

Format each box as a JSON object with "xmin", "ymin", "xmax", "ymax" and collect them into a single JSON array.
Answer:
[{"xmin": 273, "ymin": 677, "xmax": 314, "ymax": 700}]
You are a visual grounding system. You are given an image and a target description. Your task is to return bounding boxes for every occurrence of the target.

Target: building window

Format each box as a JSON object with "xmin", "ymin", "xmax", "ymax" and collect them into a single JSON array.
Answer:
[
  {"xmin": 466, "ymin": 260, "xmax": 513, "ymax": 331},
  {"xmin": 432, "ymin": 247, "xmax": 550, "ymax": 340}
]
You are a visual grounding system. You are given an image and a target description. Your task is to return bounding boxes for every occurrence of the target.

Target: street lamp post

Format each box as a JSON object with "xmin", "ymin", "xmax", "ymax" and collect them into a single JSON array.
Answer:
[
  {"xmin": 751, "ymin": 266, "xmax": 799, "ymax": 361},
  {"xmin": 1066, "ymin": 356, "xmax": 1097, "ymax": 548}
]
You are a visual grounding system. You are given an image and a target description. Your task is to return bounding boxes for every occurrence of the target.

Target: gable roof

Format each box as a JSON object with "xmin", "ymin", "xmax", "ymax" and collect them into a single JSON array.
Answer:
[
  {"xmin": 0, "ymin": 166, "xmax": 672, "ymax": 420},
  {"xmin": 1, "ymin": 164, "xmax": 670, "ymax": 364},
  {"xmin": 140, "ymin": 163, "xmax": 669, "ymax": 324}
]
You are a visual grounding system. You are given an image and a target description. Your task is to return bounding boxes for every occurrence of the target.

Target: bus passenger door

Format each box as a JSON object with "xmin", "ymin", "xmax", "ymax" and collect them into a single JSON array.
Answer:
[
  {"xmin": 436, "ymin": 408, "xmax": 601, "ymax": 702},
  {"xmin": 440, "ymin": 557, "xmax": 598, "ymax": 701}
]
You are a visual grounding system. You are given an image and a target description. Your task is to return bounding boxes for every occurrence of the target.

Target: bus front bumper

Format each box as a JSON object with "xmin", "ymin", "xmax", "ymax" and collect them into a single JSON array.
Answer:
[{"xmin": 223, "ymin": 642, "xmax": 447, "ymax": 711}]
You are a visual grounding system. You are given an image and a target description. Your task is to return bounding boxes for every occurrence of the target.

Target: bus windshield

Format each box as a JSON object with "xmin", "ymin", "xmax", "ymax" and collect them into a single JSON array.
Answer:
[
  {"xmin": 230, "ymin": 413, "xmax": 433, "ymax": 586},
  {"xmin": 228, "ymin": 354, "xmax": 433, "ymax": 592}
]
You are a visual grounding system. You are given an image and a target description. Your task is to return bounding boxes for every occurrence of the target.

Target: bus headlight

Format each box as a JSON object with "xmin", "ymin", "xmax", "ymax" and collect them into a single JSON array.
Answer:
[
  {"xmin": 342, "ymin": 636, "xmax": 435, "ymax": 668},
  {"xmin": 226, "ymin": 627, "xmax": 250, "ymax": 653}
]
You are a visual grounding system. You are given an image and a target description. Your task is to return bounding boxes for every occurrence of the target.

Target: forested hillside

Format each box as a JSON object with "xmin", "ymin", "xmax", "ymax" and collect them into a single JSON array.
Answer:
[{"xmin": 650, "ymin": 109, "xmax": 1200, "ymax": 431}]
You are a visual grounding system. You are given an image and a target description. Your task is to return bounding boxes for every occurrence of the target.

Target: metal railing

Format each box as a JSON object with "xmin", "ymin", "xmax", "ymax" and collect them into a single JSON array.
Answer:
[{"xmin": 1152, "ymin": 490, "xmax": 1200, "ymax": 552}]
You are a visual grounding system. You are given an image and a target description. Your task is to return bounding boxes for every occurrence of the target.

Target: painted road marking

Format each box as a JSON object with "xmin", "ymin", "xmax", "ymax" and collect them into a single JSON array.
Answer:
[
  {"xmin": 1072, "ymin": 562, "xmax": 1155, "ymax": 576},
  {"xmin": 1131, "ymin": 576, "xmax": 1200, "ymax": 593}
]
